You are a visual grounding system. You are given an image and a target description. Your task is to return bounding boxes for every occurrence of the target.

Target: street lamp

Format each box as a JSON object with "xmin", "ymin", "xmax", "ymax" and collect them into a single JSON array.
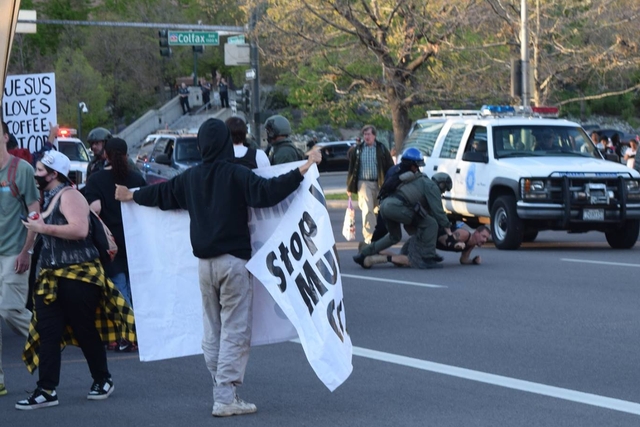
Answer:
[{"xmin": 78, "ymin": 102, "xmax": 88, "ymax": 140}]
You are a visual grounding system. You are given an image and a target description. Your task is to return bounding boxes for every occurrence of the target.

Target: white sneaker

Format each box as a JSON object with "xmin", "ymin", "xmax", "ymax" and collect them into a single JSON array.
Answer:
[{"xmin": 212, "ymin": 395, "xmax": 257, "ymax": 417}]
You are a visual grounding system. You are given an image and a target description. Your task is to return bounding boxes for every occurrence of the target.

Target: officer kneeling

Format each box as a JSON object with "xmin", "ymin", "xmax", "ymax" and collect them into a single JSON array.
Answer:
[{"xmin": 353, "ymin": 148, "xmax": 454, "ymax": 269}]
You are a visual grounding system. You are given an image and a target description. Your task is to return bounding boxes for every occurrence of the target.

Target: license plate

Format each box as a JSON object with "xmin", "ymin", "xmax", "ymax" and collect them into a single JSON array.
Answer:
[{"xmin": 583, "ymin": 209, "xmax": 604, "ymax": 221}]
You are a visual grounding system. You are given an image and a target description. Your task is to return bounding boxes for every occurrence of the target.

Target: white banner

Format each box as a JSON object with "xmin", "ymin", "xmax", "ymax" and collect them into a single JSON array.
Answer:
[
  {"xmin": 122, "ymin": 162, "xmax": 352, "ymax": 390},
  {"xmin": 2, "ymin": 72, "xmax": 56, "ymax": 152},
  {"xmin": 245, "ymin": 169, "xmax": 353, "ymax": 392}
]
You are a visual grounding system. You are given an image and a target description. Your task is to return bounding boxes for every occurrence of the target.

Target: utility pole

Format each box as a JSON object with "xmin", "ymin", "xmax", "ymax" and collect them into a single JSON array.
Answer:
[
  {"xmin": 520, "ymin": 0, "xmax": 530, "ymax": 108},
  {"xmin": 249, "ymin": 8, "xmax": 261, "ymax": 145}
]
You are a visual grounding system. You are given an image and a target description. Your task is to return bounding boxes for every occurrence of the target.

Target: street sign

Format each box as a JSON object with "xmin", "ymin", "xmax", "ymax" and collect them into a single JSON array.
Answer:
[
  {"xmin": 227, "ymin": 35, "xmax": 245, "ymax": 44},
  {"xmin": 17, "ymin": 10, "xmax": 37, "ymax": 34},
  {"xmin": 245, "ymin": 69, "xmax": 256, "ymax": 80},
  {"xmin": 168, "ymin": 31, "xmax": 219, "ymax": 46}
]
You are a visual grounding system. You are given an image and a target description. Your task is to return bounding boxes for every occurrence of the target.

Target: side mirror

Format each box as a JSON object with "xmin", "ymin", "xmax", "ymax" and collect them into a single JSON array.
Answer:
[
  {"xmin": 462, "ymin": 151, "xmax": 488, "ymax": 163},
  {"xmin": 155, "ymin": 153, "xmax": 171, "ymax": 165}
]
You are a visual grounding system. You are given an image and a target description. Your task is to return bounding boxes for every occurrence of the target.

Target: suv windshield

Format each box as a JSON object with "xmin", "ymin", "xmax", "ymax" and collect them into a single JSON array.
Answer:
[
  {"xmin": 58, "ymin": 140, "xmax": 90, "ymax": 162},
  {"xmin": 493, "ymin": 125, "xmax": 599, "ymax": 158},
  {"xmin": 403, "ymin": 122, "xmax": 445, "ymax": 157},
  {"xmin": 175, "ymin": 137, "xmax": 201, "ymax": 162}
]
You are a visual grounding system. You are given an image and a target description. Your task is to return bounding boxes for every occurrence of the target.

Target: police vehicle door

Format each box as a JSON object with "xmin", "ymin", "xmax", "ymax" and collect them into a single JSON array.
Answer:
[
  {"xmin": 431, "ymin": 123, "xmax": 468, "ymax": 213},
  {"xmin": 454, "ymin": 126, "xmax": 490, "ymax": 217}
]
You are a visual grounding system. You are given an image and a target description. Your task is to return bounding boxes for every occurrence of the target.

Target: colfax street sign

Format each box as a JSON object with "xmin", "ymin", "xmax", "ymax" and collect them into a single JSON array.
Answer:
[{"xmin": 168, "ymin": 31, "xmax": 219, "ymax": 46}]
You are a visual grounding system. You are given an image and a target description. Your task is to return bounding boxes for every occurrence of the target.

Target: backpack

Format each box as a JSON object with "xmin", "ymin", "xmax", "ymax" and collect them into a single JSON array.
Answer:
[
  {"xmin": 89, "ymin": 211, "xmax": 118, "ymax": 264},
  {"xmin": 5, "ymin": 155, "xmax": 30, "ymax": 213},
  {"xmin": 377, "ymin": 163, "xmax": 409, "ymax": 201},
  {"xmin": 8, "ymin": 148, "xmax": 33, "ymax": 165}
]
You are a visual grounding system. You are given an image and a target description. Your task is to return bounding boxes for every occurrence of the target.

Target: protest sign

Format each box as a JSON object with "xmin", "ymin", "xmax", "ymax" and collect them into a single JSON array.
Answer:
[
  {"xmin": 245, "ymin": 174, "xmax": 353, "ymax": 391},
  {"xmin": 121, "ymin": 162, "xmax": 352, "ymax": 390},
  {"xmin": 2, "ymin": 72, "xmax": 56, "ymax": 152}
]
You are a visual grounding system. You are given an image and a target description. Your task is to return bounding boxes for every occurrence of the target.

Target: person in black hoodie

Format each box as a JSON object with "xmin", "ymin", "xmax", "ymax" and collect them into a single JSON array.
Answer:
[{"xmin": 115, "ymin": 118, "xmax": 321, "ymax": 417}]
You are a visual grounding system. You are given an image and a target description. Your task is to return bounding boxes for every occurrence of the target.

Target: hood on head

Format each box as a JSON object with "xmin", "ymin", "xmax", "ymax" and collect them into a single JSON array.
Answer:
[{"xmin": 197, "ymin": 118, "xmax": 233, "ymax": 163}]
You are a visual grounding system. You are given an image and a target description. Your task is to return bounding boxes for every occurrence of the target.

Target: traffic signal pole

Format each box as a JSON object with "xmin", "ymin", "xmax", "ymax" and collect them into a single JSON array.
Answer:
[{"xmin": 249, "ymin": 8, "xmax": 261, "ymax": 145}]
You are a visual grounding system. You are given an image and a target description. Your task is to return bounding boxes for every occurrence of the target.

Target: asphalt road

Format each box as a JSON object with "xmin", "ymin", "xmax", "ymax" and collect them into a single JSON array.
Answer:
[{"xmin": 2, "ymin": 205, "xmax": 640, "ymax": 426}]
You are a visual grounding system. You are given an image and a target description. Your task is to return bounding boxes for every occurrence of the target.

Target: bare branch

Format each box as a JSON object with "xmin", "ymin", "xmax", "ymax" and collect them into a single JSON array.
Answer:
[{"xmin": 556, "ymin": 83, "xmax": 640, "ymax": 107}]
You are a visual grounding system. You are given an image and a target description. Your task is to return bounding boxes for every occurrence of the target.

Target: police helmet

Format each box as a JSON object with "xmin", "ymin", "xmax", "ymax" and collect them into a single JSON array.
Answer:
[
  {"xmin": 401, "ymin": 147, "xmax": 425, "ymax": 166},
  {"xmin": 432, "ymin": 172, "xmax": 453, "ymax": 193},
  {"xmin": 86, "ymin": 127, "xmax": 112, "ymax": 144},
  {"xmin": 265, "ymin": 115, "xmax": 291, "ymax": 140}
]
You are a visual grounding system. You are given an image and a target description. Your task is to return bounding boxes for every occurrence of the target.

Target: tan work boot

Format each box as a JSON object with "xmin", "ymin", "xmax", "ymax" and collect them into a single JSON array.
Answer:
[{"xmin": 363, "ymin": 255, "xmax": 389, "ymax": 268}]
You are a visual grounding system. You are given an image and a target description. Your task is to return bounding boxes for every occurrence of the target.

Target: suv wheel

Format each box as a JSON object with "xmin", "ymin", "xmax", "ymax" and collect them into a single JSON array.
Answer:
[
  {"xmin": 605, "ymin": 220, "xmax": 640, "ymax": 249},
  {"xmin": 490, "ymin": 195, "xmax": 523, "ymax": 250}
]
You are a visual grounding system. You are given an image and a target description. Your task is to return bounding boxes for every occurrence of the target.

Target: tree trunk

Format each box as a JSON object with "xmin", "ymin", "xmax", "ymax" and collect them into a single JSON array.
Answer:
[
  {"xmin": 386, "ymin": 73, "xmax": 412, "ymax": 152},
  {"xmin": 390, "ymin": 101, "xmax": 411, "ymax": 153}
]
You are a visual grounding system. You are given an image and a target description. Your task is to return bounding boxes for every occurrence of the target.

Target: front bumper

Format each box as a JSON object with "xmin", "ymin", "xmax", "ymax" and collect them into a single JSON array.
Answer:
[{"xmin": 517, "ymin": 202, "xmax": 640, "ymax": 221}]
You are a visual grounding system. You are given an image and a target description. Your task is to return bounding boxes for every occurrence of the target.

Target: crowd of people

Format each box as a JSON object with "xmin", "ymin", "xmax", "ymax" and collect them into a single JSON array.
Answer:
[
  {"xmin": 177, "ymin": 73, "xmax": 234, "ymax": 114},
  {"xmin": 0, "ymin": 111, "xmax": 316, "ymax": 416},
  {"xmin": 4, "ymin": 105, "xmax": 637, "ymax": 416}
]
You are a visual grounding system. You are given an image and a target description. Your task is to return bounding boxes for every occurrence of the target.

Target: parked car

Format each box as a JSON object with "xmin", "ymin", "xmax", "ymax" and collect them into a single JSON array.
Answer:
[
  {"xmin": 54, "ymin": 128, "xmax": 91, "ymax": 188},
  {"xmin": 136, "ymin": 132, "xmax": 201, "ymax": 184},
  {"xmin": 314, "ymin": 140, "xmax": 356, "ymax": 172},
  {"xmin": 581, "ymin": 124, "xmax": 601, "ymax": 133},
  {"xmin": 596, "ymin": 128, "xmax": 638, "ymax": 145}
]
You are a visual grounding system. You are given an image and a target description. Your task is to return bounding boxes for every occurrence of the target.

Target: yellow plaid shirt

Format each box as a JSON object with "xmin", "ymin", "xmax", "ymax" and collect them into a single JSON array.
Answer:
[{"xmin": 23, "ymin": 259, "xmax": 136, "ymax": 373}]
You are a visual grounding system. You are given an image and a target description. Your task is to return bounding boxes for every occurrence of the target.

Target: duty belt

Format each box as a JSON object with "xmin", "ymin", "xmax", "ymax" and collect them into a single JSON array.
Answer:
[{"xmin": 390, "ymin": 193, "xmax": 410, "ymax": 206}]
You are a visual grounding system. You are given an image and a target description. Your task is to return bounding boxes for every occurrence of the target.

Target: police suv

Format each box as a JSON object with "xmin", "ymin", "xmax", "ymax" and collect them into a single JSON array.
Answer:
[
  {"xmin": 403, "ymin": 105, "xmax": 640, "ymax": 250},
  {"xmin": 54, "ymin": 128, "xmax": 91, "ymax": 188}
]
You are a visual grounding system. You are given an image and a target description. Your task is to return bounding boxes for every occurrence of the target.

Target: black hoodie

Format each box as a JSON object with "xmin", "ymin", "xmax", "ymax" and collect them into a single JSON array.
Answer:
[{"xmin": 133, "ymin": 118, "xmax": 304, "ymax": 260}]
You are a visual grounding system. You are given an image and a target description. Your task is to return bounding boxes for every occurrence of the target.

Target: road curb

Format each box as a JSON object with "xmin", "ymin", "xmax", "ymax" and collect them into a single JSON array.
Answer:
[{"xmin": 326, "ymin": 200, "xmax": 349, "ymax": 209}]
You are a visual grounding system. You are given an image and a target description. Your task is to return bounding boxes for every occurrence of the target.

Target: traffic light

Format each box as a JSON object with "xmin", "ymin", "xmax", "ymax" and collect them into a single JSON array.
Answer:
[
  {"xmin": 159, "ymin": 30, "xmax": 172, "ymax": 57},
  {"xmin": 192, "ymin": 45, "xmax": 204, "ymax": 54}
]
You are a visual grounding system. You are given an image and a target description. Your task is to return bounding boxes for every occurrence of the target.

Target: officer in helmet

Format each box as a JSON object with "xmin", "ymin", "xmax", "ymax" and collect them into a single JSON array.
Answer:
[
  {"xmin": 354, "ymin": 147, "xmax": 454, "ymax": 269},
  {"xmin": 86, "ymin": 127, "xmax": 112, "ymax": 178},
  {"xmin": 264, "ymin": 115, "xmax": 305, "ymax": 165}
]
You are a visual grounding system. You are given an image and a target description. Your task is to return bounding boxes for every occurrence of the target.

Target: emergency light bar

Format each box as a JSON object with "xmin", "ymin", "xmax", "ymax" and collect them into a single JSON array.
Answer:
[
  {"xmin": 57, "ymin": 128, "xmax": 78, "ymax": 137},
  {"xmin": 480, "ymin": 105, "xmax": 516, "ymax": 116},
  {"xmin": 531, "ymin": 106, "xmax": 559, "ymax": 117}
]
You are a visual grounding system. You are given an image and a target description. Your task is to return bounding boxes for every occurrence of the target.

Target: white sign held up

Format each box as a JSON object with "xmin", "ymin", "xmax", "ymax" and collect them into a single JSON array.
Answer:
[{"xmin": 2, "ymin": 72, "xmax": 57, "ymax": 152}]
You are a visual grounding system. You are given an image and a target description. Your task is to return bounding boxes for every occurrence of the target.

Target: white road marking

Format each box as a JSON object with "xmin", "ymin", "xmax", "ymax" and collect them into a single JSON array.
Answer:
[
  {"xmin": 352, "ymin": 346, "xmax": 640, "ymax": 416},
  {"xmin": 562, "ymin": 258, "xmax": 640, "ymax": 268},
  {"xmin": 341, "ymin": 273, "xmax": 446, "ymax": 288}
]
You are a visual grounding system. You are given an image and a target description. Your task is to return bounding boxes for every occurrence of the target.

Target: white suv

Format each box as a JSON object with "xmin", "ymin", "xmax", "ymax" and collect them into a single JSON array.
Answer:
[
  {"xmin": 54, "ymin": 128, "xmax": 91, "ymax": 188},
  {"xmin": 404, "ymin": 106, "xmax": 640, "ymax": 250}
]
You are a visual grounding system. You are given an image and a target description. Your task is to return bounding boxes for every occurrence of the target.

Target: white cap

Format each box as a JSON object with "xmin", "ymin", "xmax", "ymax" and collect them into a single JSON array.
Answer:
[{"xmin": 40, "ymin": 150, "xmax": 71, "ymax": 181}]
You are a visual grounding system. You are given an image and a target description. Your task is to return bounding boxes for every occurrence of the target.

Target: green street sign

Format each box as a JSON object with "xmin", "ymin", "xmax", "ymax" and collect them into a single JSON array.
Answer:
[
  {"xmin": 168, "ymin": 31, "xmax": 219, "ymax": 46},
  {"xmin": 227, "ymin": 35, "xmax": 245, "ymax": 44}
]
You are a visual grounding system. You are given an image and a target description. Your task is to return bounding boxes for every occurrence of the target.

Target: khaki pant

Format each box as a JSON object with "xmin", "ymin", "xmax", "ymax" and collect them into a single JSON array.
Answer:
[
  {"xmin": 358, "ymin": 180, "xmax": 380, "ymax": 244},
  {"xmin": 0, "ymin": 254, "xmax": 32, "ymax": 385},
  {"xmin": 199, "ymin": 254, "xmax": 253, "ymax": 405}
]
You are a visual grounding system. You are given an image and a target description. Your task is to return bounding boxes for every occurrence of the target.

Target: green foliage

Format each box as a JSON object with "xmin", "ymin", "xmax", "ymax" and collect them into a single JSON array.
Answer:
[
  {"xmin": 588, "ymin": 94, "xmax": 635, "ymax": 117},
  {"xmin": 53, "ymin": 48, "xmax": 109, "ymax": 132}
]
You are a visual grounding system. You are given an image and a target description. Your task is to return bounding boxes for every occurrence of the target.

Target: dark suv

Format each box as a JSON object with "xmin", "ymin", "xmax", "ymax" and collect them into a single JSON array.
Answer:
[{"xmin": 136, "ymin": 133, "xmax": 201, "ymax": 184}]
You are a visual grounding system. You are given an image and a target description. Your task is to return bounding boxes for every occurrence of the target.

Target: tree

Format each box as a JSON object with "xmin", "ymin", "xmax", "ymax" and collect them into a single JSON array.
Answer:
[
  {"xmin": 485, "ymin": 0, "xmax": 640, "ymax": 107},
  {"xmin": 252, "ymin": 0, "xmax": 484, "ymax": 149},
  {"xmin": 54, "ymin": 47, "xmax": 109, "ymax": 131}
]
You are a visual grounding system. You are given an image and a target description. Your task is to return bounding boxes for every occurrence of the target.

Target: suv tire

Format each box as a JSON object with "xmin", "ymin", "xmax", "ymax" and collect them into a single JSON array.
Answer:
[
  {"xmin": 605, "ymin": 220, "xmax": 640, "ymax": 249},
  {"xmin": 491, "ymin": 195, "xmax": 523, "ymax": 250}
]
